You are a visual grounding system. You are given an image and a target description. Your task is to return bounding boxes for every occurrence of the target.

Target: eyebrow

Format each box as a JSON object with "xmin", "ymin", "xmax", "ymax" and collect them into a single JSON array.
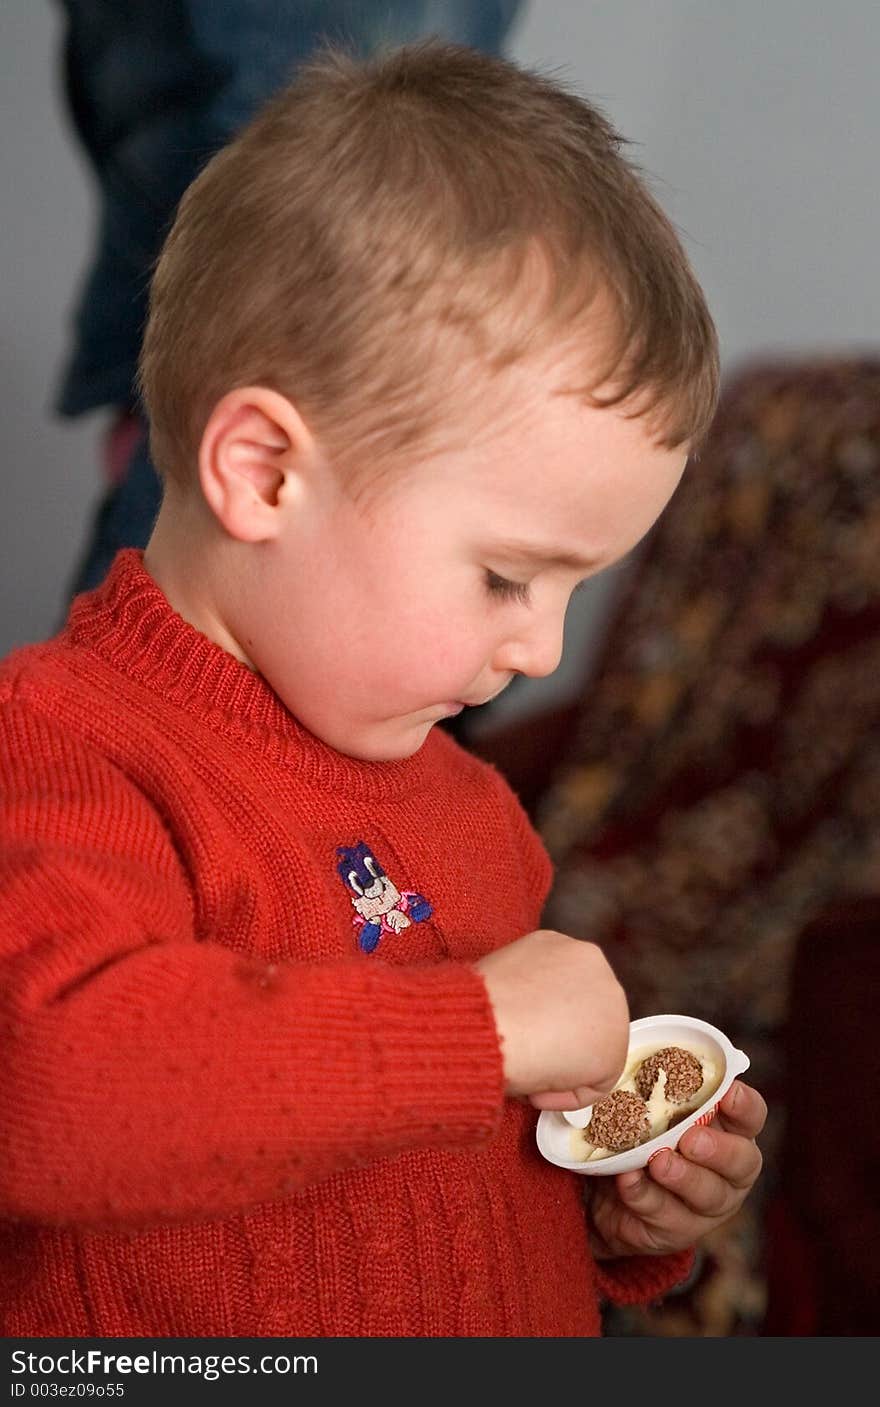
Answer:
[{"xmin": 490, "ymin": 540, "xmax": 602, "ymax": 572}]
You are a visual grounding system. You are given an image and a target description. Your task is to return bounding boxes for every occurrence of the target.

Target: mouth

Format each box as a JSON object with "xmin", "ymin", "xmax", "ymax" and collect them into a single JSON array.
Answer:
[
  {"xmin": 432, "ymin": 683, "xmax": 513, "ymax": 716},
  {"xmin": 457, "ymin": 682, "xmax": 513, "ymax": 709}
]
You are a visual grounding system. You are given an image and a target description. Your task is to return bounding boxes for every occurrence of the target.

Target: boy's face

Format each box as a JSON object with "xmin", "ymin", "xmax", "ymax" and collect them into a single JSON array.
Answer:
[{"xmin": 230, "ymin": 363, "xmax": 688, "ymax": 761}]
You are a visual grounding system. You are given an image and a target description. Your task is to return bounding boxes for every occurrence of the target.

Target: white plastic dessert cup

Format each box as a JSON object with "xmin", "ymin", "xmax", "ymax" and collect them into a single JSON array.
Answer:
[{"xmin": 536, "ymin": 1013, "xmax": 750, "ymax": 1176}]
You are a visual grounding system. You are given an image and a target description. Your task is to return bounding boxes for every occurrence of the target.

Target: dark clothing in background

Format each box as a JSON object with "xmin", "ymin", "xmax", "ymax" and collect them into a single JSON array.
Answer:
[{"xmin": 54, "ymin": 1, "xmax": 523, "ymax": 596}]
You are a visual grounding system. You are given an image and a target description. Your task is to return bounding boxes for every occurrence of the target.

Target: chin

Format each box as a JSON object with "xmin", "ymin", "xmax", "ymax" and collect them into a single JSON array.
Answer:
[
  {"xmin": 294, "ymin": 702, "xmax": 435, "ymax": 762},
  {"xmin": 354, "ymin": 737, "xmax": 430, "ymax": 763},
  {"xmin": 344, "ymin": 722, "xmax": 434, "ymax": 763}
]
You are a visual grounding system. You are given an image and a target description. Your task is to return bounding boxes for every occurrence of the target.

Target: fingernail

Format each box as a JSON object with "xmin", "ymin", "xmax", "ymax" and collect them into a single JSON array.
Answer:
[{"xmin": 648, "ymin": 1149, "xmax": 672, "ymax": 1176}]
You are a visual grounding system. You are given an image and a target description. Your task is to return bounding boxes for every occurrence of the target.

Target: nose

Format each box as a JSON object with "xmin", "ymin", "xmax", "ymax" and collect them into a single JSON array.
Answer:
[{"xmin": 492, "ymin": 605, "xmax": 566, "ymax": 680}]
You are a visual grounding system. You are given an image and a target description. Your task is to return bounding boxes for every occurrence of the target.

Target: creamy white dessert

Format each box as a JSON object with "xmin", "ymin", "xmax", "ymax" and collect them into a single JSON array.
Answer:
[{"xmin": 569, "ymin": 1042, "xmax": 722, "ymax": 1162}]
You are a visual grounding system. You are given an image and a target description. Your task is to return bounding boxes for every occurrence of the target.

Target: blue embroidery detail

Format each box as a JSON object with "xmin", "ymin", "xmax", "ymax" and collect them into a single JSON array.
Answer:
[
  {"xmin": 336, "ymin": 841, "xmax": 386, "ymax": 889},
  {"xmin": 336, "ymin": 842, "xmax": 433, "ymax": 953},
  {"xmin": 358, "ymin": 921, "xmax": 383, "ymax": 954}
]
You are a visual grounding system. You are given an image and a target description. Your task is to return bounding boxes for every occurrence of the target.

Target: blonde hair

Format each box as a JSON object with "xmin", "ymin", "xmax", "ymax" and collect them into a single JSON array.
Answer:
[{"xmin": 139, "ymin": 41, "xmax": 720, "ymax": 489}]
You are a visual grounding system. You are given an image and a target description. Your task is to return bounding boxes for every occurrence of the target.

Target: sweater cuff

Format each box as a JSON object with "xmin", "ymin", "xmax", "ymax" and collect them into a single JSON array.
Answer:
[
  {"xmin": 593, "ymin": 1248, "xmax": 696, "ymax": 1307},
  {"xmin": 349, "ymin": 961, "xmax": 506, "ymax": 1154}
]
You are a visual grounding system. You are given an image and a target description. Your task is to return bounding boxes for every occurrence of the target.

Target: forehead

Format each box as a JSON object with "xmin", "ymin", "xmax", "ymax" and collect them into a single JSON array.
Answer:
[
  {"xmin": 460, "ymin": 362, "xmax": 686, "ymax": 530},
  {"xmin": 357, "ymin": 399, "xmax": 685, "ymax": 588},
  {"xmin": 351, "ymin": 342, "xmax": 688, "ymax": 568}
]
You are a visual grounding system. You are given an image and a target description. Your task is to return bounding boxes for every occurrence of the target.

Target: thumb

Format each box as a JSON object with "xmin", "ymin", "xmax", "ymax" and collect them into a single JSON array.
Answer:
[{"xmin": 528, "ymin": 1087, "xmax": 597, "ymax": 1112}]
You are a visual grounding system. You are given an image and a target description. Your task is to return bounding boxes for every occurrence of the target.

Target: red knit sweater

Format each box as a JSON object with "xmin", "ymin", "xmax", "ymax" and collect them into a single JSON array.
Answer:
[{"xmin": 0, "ymin": 550, "xmax": 691, "ymax": 1336}]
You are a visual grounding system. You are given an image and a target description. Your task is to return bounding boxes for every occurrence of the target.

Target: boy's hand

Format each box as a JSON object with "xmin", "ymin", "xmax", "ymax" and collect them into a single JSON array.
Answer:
[
  {"xmin": 585, "ymin": 1079, "xmax": 766, "ymax": 1259},
  {"xmin": 474, "ymin": 929, "xmax": 629, "ymax": 1108}
]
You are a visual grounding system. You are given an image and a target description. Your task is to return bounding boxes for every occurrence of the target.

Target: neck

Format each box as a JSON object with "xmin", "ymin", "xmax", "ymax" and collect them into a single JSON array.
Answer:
[{"xmin": 144, "ymin": 495, "xmax": 254, "ymax": 669}]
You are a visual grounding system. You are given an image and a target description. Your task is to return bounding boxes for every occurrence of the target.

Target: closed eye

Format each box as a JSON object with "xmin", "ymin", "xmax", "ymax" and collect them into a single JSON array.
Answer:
[{"xmin": 484, "ymin": 570, "xmax": 531, "ymax": 604}]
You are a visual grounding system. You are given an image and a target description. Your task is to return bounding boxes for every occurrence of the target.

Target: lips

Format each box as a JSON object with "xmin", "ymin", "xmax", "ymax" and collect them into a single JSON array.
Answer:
[{"xmin": 459, "ymin": 683, "xmax": 513, "ymax": 708}]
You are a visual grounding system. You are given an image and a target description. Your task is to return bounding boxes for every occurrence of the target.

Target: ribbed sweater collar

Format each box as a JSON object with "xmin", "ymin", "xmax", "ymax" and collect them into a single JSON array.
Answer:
[{"xmin": 63, "ymin": 548, "xmax": 441, "ymax": 797}]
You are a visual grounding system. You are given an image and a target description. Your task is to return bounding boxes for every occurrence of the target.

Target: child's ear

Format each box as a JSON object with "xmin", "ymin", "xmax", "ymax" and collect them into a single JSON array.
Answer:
[{"xmin": 198, "ymin": 386, "xmax": 318, "ymax": 542}]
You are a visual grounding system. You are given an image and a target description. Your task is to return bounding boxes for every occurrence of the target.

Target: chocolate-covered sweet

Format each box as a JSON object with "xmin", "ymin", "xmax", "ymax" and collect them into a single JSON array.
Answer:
[
  {"xmin": 586, "ymin": 1089, "xmax": 650, "ymax": 1152},
  {"xmin": 635, "ymin": 1046, "xmax": 703, "ymax": 1104}
]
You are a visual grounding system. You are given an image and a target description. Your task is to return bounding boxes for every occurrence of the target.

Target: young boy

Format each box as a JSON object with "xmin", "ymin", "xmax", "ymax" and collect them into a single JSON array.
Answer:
[{"xmin": 0, "ymin": 43, "xmax": 764, "ymax": 1337}]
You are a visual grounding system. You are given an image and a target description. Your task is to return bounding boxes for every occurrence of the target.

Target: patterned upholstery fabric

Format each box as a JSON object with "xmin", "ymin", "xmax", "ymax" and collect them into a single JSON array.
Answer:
[{"xmin": 536, "ymin": 356, "xmax": 880, "ymax": 1334}]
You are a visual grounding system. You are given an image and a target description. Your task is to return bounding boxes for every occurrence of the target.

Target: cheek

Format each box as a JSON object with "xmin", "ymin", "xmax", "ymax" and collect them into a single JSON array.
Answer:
[
  {"xmin": 393, "ymin": 582, "xmax": 487, "ymax": 673},
  {"xmin": 262, "ymin": 541, "xmax": 491, "ymax": 713},
  {"xmin": 248, "ymin": 566, "xmax": 360, "ymax": 694}
]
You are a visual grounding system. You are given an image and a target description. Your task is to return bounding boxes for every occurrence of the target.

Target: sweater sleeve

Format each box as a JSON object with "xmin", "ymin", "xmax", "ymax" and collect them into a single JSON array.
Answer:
[
  {"xmin": 593, "ymin": 1249, "xmax": 696, "ymax": 1306},
  {"xmin": 0, "ymin": 697, "xmax": 504, "ymax": 1229}
]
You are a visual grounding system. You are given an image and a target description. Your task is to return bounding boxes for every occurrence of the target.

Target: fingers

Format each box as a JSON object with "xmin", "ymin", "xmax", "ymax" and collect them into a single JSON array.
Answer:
[
  {"xmin": 679, "ymin": 1121, "xmax": 762, "ymax": 1191},
  {"xmin": 610, "ymin": 1166, "xmax": 704, "ymax": 1250},
  {"xmin": 714, "ymin": 1079, "xmax": 768, "ymax": 1139},
  {"xmin": 617, "ymin": 1153, "xmax": 731, "ymax": 1233},
  {"xmin": 613, "ymin": 1124, "xmax": 761, "ymax": 1217},
  {"xmin": 529, "ymin": 1090, "xmax": 579, "ymax": 1111},
  {"xmin": 639, "ymin": 1122, "xmax": 762, "ymax": 1215},
  {"xmin": 587, "ymin": 1082, "xmax": 767, "ymax": 1257},
  {"xmin": 528, "ymin": 1087, "xmax": 594, "ymax": 1111},
  {"xmin": 638, "ymin": 1082, "xmax": 765, "ymax": 1201}
]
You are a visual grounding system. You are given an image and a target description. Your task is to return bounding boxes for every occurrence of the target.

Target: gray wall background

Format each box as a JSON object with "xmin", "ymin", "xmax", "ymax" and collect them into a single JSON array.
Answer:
[{"xmin": 2, "ymin": 1, "xmax": 878, "ymax": 725}]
